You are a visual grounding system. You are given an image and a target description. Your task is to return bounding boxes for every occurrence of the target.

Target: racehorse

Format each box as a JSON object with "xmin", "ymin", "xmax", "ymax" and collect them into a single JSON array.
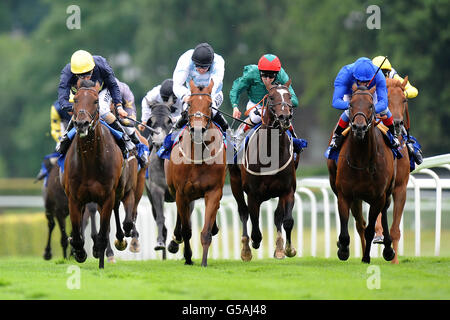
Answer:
[
  {"xmin": 327, "ymin": 83, "xmax": 396, "ymax": 263},
  {"xmin": 373, "ymin": 77, "xmax": 410, "ymax": 264},
  {"xmin": 112, "ymin": 115, "xmax": 149, "ymax": 254},
  {"xmin": 43, "ymin": 163, "xmax": 114, "ymax": 261},
  {"xmin": 144, "ymin": 100, "xmax": 175, "ymax": 259},
  {"xmin": 62, "ymin": 79, "xmax": 125, "ymax": 268},
  {"xmin": 228, "ymin": 80, "xmax": 298, "ymax": 261},
  {"xmin": 165, "ymin": 79, "xmax": 226, "ymax": 266}
]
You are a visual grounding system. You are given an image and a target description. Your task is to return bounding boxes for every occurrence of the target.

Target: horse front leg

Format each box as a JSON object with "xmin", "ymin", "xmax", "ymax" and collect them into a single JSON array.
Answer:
[
  {"xmin": 350, "ymin": 199, "xmax": 366, "ymax": 256},
  {"xmin": 56, "ymin": 213, "xmax": 69, "ymax": 259},
  {"xmin": 43, "ymin": 212, "xmax": 55, "ymax": 260},
  {"xmin": 113, "ymin": 203, "xmax": 127, "ymax": 251},
  {"xmin": 390, "ymin": 185, "xmax": 407, "ymax": 264},
  {"xmin": 283, "ymin": 189, "xmax": 296, "ymax": 258},
  {"xmin": 177, "ymin": 194, "xmax": 194, "ymax": 265},
  {"xmin": 337, "ymin": 195, "xmax": 351, "ymax": 261},
  {"xmin": 97, "ymin": 196, "xmax": 115, "ymax": 269},
  {"xmin": 381, "ymin": 197, "xmax": 395, "ymax": 262},
  {"xmin": 68, "ymin": 199, "xmax": 87, "ymax": 263},
  {"xmin": 362, "ymin": 200, "xmax": 385, "ymax": 264},
  {"xmin": 274, "ymin": 197, "xmax": 285, "ymax": 259},
  {"xmin": 122, "ymin": 192, "xmax": 136, "ymax": 237},
  {"xmin": 248, "ymin": 195, "xmax": 262, "ymax": 250},
  {"xmin": 150, "ymin": 188, "xmax": 166, "ymax": 251},
  {"xmin": 201, "ymin": 189, "xmax": 222, "ymax": 267}
]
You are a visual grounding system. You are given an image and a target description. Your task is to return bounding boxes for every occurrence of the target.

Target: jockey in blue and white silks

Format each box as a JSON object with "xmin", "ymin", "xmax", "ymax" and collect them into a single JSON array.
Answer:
[
  {"xmin": 171, "ymin": 42, "xmax": 229, "ymax": 131},
  {"xmin": 328, "ymin": 57, "xmax": 399, "ymax": 150}
]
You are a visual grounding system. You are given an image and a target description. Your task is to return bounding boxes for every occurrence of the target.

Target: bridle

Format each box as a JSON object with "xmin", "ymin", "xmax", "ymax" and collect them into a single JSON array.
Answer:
[
  {"xmin": 74, "ymin": 87, "xmax": 99, "ymax": 132},
  {"xmin": 187, "ymin": 92, "xmax": 213, "ymax": 133},
  {"xmin": 264, "ymin": 85, "xmax": 293, "ymax": 129},
  {"xmin": 348, "ymin": 89, "xmax": 375, "ymax": 133}
]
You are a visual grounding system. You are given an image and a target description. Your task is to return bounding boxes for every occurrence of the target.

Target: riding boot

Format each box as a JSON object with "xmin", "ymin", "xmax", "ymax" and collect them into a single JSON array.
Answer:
[
  {"xmin": 172, "ymin": 110, "xmax": 189, "ymax": 132},
  {"xmin": 387, "ymin": 124, "xmax": 400, "ymax": 149},
  {"xmin": 406, "ymin": 140, "xmax": 423, "ymax": 165},
  {"xmin": 129, "ymin": 131, "xmax": 149, "ymax": 167},
  {"xmin": 212, "ymin": 111, "xmax": 229, "ymax": 132},
  {"xmin": 35, "ymin": 157, "xmax": 52, "ymax": 182},
  {"xmin": 55, "ymin": 118, "xmax": 74, "ymax": 155},
  {"xmin": 109, "ymin": 120, "xmax": 135, "ymax": 157},
  {"xmin": 329, "ymin": 125, "xmax": 345, "ymax": 150}
]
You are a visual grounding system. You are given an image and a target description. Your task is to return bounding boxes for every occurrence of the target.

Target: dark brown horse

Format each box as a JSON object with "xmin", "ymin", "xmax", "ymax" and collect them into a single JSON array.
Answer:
[
  {"xmin": 229, "ymin": 80, "xmax": 297, "ymax": 261},
  {"xmin": 62, "ymin": 80, "xmax": 125, "ymax": 268},
  {"xmin": 43, "ymin": 164, "xmax": 114, "ymax": 261},
  {"xmin": 165, "ymin": 79, "xmax": 226, "ymax": 266},
  {"xmin": 327, "ymin": 84, "xmax": 396, "ymax": 263},
  {"xmin": 373, "ymin": 77, "xmax": 410, "ymax": 264}
]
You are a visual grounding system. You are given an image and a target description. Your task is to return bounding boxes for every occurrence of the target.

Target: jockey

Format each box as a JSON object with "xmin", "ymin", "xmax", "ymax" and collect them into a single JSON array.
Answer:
[
  {"xmin": 55, "ymin": 50, "xmax": 138, "ymax": 161},
  {"xmin": 329, "ymin": 57, "xmax": 400, "ymax": 150},
  {"xmin": 229, "ymin": 53, "xmax": 299, "ymax": 140},
  {"xmin": 35, "ymin": 100, "xmax": 72, "ymax": 181},
  {"xmin": 141, "ymin": 78, "xmax": 183, "ymax": 128},
  {"xmin": 372, "ymin": 56, "xmax": 423, "ymax": 164},
  {"xmin": 171, "ymin": 42, "xmax": 229, "ymax": 132}
]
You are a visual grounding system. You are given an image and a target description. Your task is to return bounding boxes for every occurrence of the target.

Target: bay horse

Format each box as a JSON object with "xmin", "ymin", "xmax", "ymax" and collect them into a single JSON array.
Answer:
[
  {"xmin": 43, "ymin": 164, "xmax": 114, "ymax": 261},
  {"xmin": 112, "ymin": 114, "xmax": 149, "ymax": 254},
  {"xmin": 228, "ymin": 80, "xmax": 297, "ymax": 261},
  {"xmin": 62, "ymin": 79, "xmax": 125, "ymax": 268},
  {"xmin": 165, "ymin": 79, "xmax": 226, "ymax": 266},
  {"xmin": 327, "ymin": 83, "xmax": 396, "ymax": 263},
  {"xmin": 373, "ymin": 77, "xmax": 410, "ymax": 264},
  {"xmin": 144, "ymin": 100, "xmax": 175, "ymax": 259}
]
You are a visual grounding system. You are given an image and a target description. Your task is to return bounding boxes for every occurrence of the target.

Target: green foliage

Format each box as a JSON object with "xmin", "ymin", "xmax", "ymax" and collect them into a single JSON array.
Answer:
[{"xmin": 0, "ymin": 0, "xmax": 448, "ymax": 177}]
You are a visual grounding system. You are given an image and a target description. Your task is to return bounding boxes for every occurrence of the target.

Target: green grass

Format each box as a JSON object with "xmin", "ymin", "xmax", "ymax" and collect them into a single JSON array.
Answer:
[{"xmin": 0, "ymin": 256, "xmax": 448, "ymax": 300}]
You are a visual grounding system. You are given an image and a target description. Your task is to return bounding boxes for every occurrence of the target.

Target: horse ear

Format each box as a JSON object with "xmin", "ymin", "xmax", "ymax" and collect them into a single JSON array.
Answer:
[
  {"xmin": 76, "ymin": 78, "xmax": 83, "ymax": 89},
  {"xmin": 167, "ymin": 94, "xmax": 174, "ymax": 106},
  {"xmin": 401, "ymin": 76, "xmax": 408, "ymax": 90},
  {"xmin": 95, "ymin": 81, "xmax": 101, "ymax": 92},
  {"xmin": 369, "ymin": 85, "xmax": 376, "ymax": 94},
  {"xmin": 352, "ymin": 83, "xmax": 358, "ymax": 92},
  {"xmin": 207, "ymin": 79, "xmax": 214, "ymax": 93},
  {"xmin": 285, "ymin": 79, "xmax": 292, "ymax": 88}
]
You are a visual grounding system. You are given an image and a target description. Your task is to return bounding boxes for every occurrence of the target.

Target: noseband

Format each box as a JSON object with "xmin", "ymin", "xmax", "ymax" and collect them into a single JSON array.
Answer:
[{"xmin": 187, "ymin": 93, "xmax": 212, "ymax": 132}]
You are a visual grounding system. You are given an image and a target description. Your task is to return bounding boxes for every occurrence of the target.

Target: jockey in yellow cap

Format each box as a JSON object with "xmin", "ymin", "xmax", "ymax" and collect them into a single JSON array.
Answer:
[{"xmin": 372, "ymin": 56, "xmax": 418, "ymax": 99}]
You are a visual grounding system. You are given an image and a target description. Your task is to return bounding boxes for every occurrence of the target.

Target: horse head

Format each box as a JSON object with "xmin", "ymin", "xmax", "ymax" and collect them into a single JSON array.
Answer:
[
  {"xmin": 187, "ymin": 79, "xmax": 214, "ymax": 144},
  {"xmin": 387, "ymin": 76, "xmax": 409, "ymax": 136},
  {"xmin": 148, "ymin": 98, "xmax": 173, "ymax": 147},
  {"xmin": 73, "ymin": 79, "xmax": 101, "ymax": 138},
  {"xmin": 264, "ymin": 79, "xmax": 293, "ymax": 132},
  {"xmin": 349, "ymin": 83, "xmax": 376, "ymax": 141}
]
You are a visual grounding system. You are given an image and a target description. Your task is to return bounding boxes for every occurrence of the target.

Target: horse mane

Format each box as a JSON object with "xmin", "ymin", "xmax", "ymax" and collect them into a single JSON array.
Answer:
[{"xmin": 78, "ymin": 79, "xmax": 96, "ymax": 89}]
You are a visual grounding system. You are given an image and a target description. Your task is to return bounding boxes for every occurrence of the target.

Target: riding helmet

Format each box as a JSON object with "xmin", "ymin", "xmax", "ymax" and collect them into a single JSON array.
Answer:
[
  {"xmin": 353, "ymin": 58, "xmax": 376, "ymax": 81},
  {"xmin": 160, "ymin": 79, "xmax": 174, "ymax": 101},
  {"xmin": 372, "ymin": 56, "xmax": 392, "ymax": 71},
  {"xmin": 257, "ymin": 54, "xmax": 281, "ymax": 72},
  {"xmin": 192, "ymin": 43, "xmax": 215, "ymax": 68},
  {"xmin": 71, "ymin": 50, "xmax": 95, "ymax": 74}
]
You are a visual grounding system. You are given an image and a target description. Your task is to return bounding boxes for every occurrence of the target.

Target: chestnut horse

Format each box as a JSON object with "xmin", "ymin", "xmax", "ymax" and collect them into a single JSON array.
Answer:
[
  {"xmin": 62, "ymin": 80, "xmax": 125, "ymax": 268},
  {"xmin": 327, "ymin": 84, "xmax": 396, "ymax": 263},
  {"xmin": 373, "ymin": 77, "xmax": 410, "ymax": 264},
  {"xmin": 165, "ymin": 80, "xmax": 226, "ymax": 266},
  {"xmin": 228, "ymin": 80, "xmax": 297, "ymax": 261}
]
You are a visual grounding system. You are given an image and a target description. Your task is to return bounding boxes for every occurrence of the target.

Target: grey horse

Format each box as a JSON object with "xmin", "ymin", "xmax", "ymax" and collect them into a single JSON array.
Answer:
[{"xmin": 144, "ymin": 101, "xmax": 175, "ymax": 260}]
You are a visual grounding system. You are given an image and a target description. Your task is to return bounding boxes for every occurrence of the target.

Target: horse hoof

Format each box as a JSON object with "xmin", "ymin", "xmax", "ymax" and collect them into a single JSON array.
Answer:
[
  {"xmin": 241, "ymin": 251, "xmax": 252, "ymax": 262},
  {"xmin": 383, "ymin": 248, "xmax": 395, "ymax": 261},
  {"xmin": 114, "ymin": 239, "xmax": 128, "ymax": 251},
  {"xmin": 362, "ymin": 256, "xmax": 370, "ymax": 264},
  {"xmin": 43, "ymin": 251, "xmax": 52, "ymax": 261},
  {"xmin": 75, "ymin": 250, "xmax": 87, "ymax": 263},
  {"xmin": 168, "ymin": 240, "xmax": 179, "ymax": 254},
  {"xmin": 107, "ymin": 256, "xmax": 116, "ymax": 264},
  {"xmin": 274, "ymin": 250, "xmax": 285, "ymax": 260},
  {"xmin": 154, "ymin": 242, "xmax": 166, "ymax": 251},
  {"xmin": 285, "ymin": 247, "xmax": 297, "ymax": 258},
  {"xmin": 129, "ymin": 238, "xmax": 140, "ymax": 253},
  {"xmin": 251, "ymin": 241, "xmax": 260, "ymax": 249},
  {"xmin": 184, "ymin": 260, "xmax": 194, "ymax": 265},
  {"xmin": 337, "ymin": 248, "xmax": 350, "ymax": 261}
]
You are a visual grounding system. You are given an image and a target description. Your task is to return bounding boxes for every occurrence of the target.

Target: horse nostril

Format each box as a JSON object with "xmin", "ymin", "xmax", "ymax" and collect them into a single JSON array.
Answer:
[
  {"xmin": 352, "ymin": 124, "xmax": 357, "ymax": 131},
  {"xmin": 362, "ymin": 125, "xmax": 367, "ymax": 132}
]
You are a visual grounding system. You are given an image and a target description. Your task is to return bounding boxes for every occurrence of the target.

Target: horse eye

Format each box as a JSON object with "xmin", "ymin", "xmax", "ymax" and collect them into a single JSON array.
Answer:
[
  {"xmin": 74, "ymin": 99, "xmax": 78, "ymax": 103},
  {"xmin": 94, "ymin": 100, "xmax": 98, "ymax": 104}
]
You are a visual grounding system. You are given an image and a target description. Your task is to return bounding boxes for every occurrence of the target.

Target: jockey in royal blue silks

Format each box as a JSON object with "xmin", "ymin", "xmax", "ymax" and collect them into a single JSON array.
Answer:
[
  {"xmin": 55, "ymin": 50, "xmax": 143, "ymax": 163},
  {"xmin": 328, "ymin": 57, "xmax": 400, "ymax": 151}
]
